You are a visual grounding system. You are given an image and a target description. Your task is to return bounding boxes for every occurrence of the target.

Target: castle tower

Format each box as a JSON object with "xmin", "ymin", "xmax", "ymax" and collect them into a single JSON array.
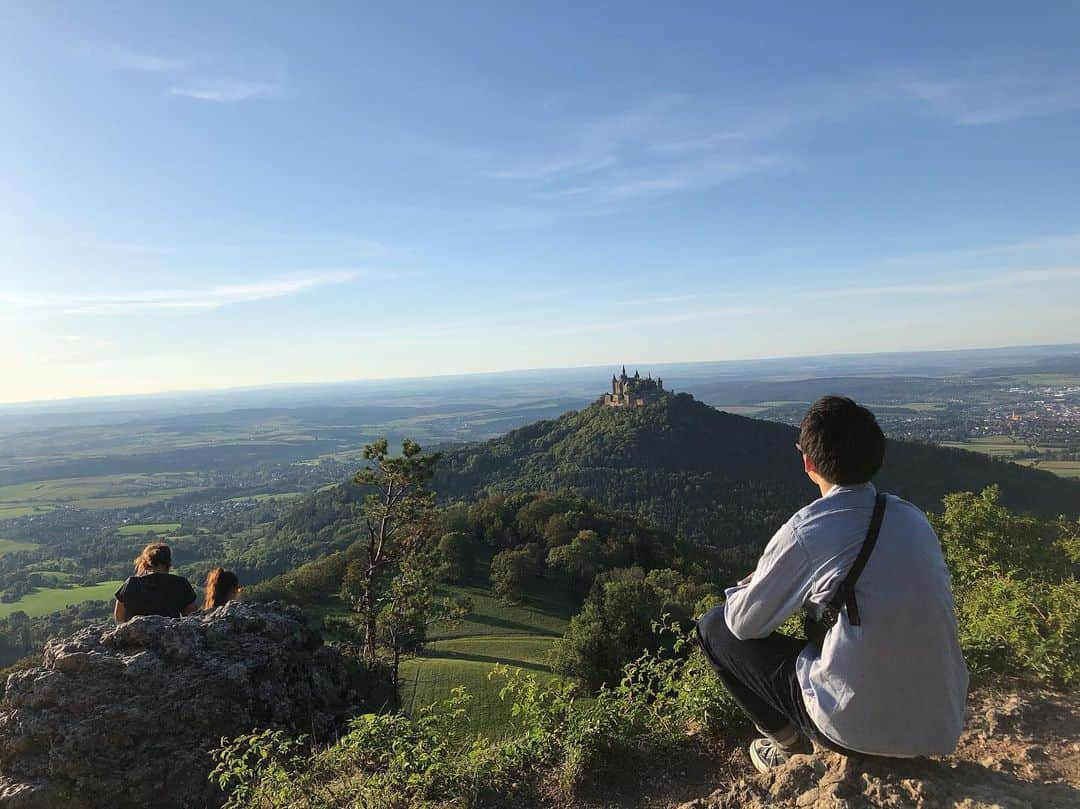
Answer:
[{"xmin": 603, "ymin": 366, "xmax": 666, "ymax": 408}]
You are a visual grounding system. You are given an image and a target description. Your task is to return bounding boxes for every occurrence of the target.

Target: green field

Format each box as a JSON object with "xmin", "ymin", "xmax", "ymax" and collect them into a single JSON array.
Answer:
[
  {"xmin": 0, "ymin": 581, "xmax": 122, "ymax": 618},
  {"xmin": 715, "ymin": 405, "xmax": 766, "ymax": 416},
  {"xmin": 0, "ymin": 473, "xmax": 205, "ymax": 514},
  {"xmin": 117, "ymin": 522, "xmax": 182, "ymax": 536},
  {"xmin": 999, "ymin": 373, "xmax": 1080, "ymax": 386},
  {"xmin": 940, "ymin": 436, "xmax": 1080, "ymax": 481},
  {"xmin": 1019, "ymin": 460, "xmax": 1080, "ymax": 480},
  {"xmin": 0, "ymin": 504, "xmax": 56, "ymax": 519},
  {"xmin": 397, "ymin": 585, "xmax": 574, "ymax": 738},
  {"xmin": 0, "ymin": 537, "xmax": 38, "ymax": 555},
  {"xmin": 896, "ymin": 401, "xmax": 947, "ymax": 412},
  {"xmin": 942, "ymin": 435, "xmax": 1044, "ymax": 457},
  {"xmin": 225, "ymin": 492, "xmax": 304, "ymax": 503}
]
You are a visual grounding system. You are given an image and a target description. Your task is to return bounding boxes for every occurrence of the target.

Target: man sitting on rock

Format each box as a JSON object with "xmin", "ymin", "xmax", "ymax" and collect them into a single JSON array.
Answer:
[{"xmin": 696, "ymin": 396, "xmax": 968, "ymax": 772}]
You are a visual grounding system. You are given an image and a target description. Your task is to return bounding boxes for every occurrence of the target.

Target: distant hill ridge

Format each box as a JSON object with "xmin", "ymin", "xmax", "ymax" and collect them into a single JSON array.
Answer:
[{"xmin": 435, "ymin": 392, "xmax": 1080, "ymax": 547}]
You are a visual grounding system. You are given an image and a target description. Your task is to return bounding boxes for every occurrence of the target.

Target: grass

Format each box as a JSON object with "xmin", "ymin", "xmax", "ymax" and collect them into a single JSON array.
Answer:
[
  {"xmin": 999, "ymin": 373, "xmax": 1080, "ymax": 386},
  {"xmin": 0, "ymin": 473, "xmax": 205, "ymax": 513},
  {"xmin": 0, "ymin": 537, "xmax": 38, "ymax": 555},
  {"xmin": 117, "ymin": 522, "xmax": 182, "ymax": 536},
  {"xmin": 1018, "ymin": 460, "xmax": 1080, "ymax": 480},
  {"xmin": 942, "ymin": 435, "xmax": 1043, "ymax": 457},
  {"xmin": 313, "ymin": 583, "xmax": 573, "ymax": 738},
  {"xmin": 714, "ymin": 405, "xmax": 766, "ymax": 416},
  {"xmin": 0, "ymin": 504, "xmax": 56, "ymax": 519},
  {"xmin": 427, "ymin": 585, "xmax": 573, "ymax": 640},
  {"xmin": 898, "ymin": 401, "xmax": 947, "ymax": 411},
  {"xmin": 393, "ymin": 583, "xmax": 574, "ymax": 738},
  {"xmin": 225, "ymin": 492, "xmax": 304, "ymax": 503},
  {"xmin": 0, "ymin": 581, "xmax": 122, "ymax": 618},
  {"xmin": 940, "ymin": 436, "xmax": 1080, "ymax": 480}
]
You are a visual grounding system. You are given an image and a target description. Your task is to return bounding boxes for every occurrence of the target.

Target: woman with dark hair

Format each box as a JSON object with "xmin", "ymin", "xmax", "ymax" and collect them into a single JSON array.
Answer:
[
  {"xmin": 113, "ymin": 543, "xmax": 197, "ymax": 622},
  {"xmin": 203, "ymin": 568, "xmax": 240, "ymax": 610}
]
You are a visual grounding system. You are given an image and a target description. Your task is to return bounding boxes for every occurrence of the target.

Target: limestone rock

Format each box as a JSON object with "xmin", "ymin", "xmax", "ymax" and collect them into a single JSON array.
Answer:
[{"xmin": 0, "ymin": 602, "xmax": 357, "ymax": 809}]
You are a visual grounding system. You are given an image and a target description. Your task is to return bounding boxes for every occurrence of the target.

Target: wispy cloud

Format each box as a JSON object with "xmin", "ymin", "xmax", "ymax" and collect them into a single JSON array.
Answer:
[
  {"xmin": 541, "ymin": 153, "xmax": 795, "ymax": 205},
  {"xmin": 81, "ymin": 41, "xmax": 284, "ymax": 103},
  {"xmin": 896, "ymin": 68, "xmax": 1080, "ymax": 125},
  {"xmin": 884, "ymin": 231, "xmax": 1080, "ymax": 268},
  {"xmin": 815, "ymin": 266, "xmax": 1080, "ymax": 299},
  {"xmin": 479, "ymin": 60, "xmax": 1080, "ymax": 217},
  {"xmin": 479, "ymin": 83, "xmax": 861, "ymax": 213},
  {"xmin": 80, "ymin": 42, "xmax": 188, "ymax": 74},
  {"xmin": 170, "ymin": 77, "xmax": 283, "ymax": 102},
  {"xmin": 614, "ymin": 294, "xmax": 700, "ymax": 307},
  {"xmin": 1, "ymin": 271, "xmax": 361, "ymax": 314},
  {"xmin": 485, "ymin": 154, "xmax": 618, "ymax": 182}
]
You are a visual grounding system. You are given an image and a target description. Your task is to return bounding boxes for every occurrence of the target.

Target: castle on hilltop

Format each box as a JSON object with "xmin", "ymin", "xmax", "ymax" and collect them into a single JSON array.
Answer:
[{"xmin": 603, "ymin": 366, "xmax": 666, "ymax": 408}]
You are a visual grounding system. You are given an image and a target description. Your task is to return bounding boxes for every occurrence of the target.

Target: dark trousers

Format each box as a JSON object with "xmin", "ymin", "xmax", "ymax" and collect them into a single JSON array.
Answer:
[{"xmin": 695, "ymin": 606, "xmax": 854, "ymax": 755}]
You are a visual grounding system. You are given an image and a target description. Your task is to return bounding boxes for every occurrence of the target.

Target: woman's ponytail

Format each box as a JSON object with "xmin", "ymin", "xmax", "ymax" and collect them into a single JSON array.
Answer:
[
  {"xmin": 204, "ymin": 568, "xmax": 240, "ymax": 610},
  {"xmin": 133, "ymin": 543, "xmax": 171, "ymax": 575}
]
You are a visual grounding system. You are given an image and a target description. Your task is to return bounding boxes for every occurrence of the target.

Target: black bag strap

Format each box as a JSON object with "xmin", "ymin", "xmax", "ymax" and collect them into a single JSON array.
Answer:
[{"xmin": 829, "ymin": 492, "xmax": 887, "ymax": 627}]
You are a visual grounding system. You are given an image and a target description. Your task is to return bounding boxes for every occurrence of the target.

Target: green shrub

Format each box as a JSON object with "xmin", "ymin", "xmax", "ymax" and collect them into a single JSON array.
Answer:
[
  {"xmin": 211, "ymin": 621, "xmax": 743, "ymax": 808},
  {"xmin": 932, "ymin": 486, "xmax": 1080, "ymax": 686},
  {"xmin": 956, "ymin": 573, "xmax": 1080, "ymax": 685}
]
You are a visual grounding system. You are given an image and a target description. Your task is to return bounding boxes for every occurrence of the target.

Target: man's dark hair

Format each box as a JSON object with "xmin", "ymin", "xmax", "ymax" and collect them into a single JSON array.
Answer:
[{"xmin": 799, "ymin": 396, "xmax": 885, "ymax": 485}]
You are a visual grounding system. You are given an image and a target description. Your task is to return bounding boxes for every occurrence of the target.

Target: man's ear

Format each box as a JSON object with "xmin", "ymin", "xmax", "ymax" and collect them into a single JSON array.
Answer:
[{"xmin": 803, "ymin": 452, "xmax": 816, "ymax": 477}]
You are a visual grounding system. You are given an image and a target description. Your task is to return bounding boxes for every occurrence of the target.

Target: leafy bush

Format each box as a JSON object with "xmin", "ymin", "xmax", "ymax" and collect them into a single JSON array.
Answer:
[
  {"xmin": 932, "ymin": 486, "xmax": 1080, "ymax": 686},
  {"xmin": 211, "ymin": 621, "xmax": 742, "ymax": 808},
  {"xmin": 953, "ymin": 572, "xmax": 1080, "ymax": 685},
  {"xmin": 549, "ymin": 567, "xmax": 718, "ymax": 691}
]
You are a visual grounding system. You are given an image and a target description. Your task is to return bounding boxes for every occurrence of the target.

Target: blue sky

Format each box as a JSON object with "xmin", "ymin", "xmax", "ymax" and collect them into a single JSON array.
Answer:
[{"xmin": 3, "ymin": 2, "xmax": 1080, "ymax": 403}]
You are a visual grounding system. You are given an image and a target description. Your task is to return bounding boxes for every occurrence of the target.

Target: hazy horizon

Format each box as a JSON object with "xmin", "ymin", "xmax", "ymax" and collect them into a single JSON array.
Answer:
[{"xmin": 2, "ymin": 340, "xmax": 1077, "ymax": 411}]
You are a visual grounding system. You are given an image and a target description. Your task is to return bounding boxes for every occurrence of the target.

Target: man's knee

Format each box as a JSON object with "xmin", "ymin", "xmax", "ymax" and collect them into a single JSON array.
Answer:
[{"xmin": 697, "ymin": 605, "xmax": 739, "ymax": 667}]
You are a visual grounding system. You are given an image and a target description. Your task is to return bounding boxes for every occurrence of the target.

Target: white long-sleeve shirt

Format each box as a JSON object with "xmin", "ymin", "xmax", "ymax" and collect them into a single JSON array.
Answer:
[{"xmin": 723, "ymin": 483, "xmax": 969, "ymax": 756}]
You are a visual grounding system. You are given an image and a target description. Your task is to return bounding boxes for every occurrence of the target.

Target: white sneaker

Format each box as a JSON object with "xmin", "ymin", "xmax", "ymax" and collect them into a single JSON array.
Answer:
[{"xmin": 749, "ymin": 736, "xmax": 812, "ymax": 773}]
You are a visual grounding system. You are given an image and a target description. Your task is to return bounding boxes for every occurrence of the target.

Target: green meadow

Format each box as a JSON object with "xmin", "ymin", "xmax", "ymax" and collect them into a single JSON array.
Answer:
[
  {"xmin": 940, "ymin": 435, "xmax": 1080, "ymax": 480},
  {"xmin": 225, "ymin": 492, "xmax": 304, "ymax": 503},
  {"xmin": 0, "ymin": 581, "xmax": 122, "ymax": 618},
  {"xmin": 1019, "ymin": 460, "xmax": 1080, "ymax": 480},
  {"xmin": 0, "ymin": 538, "xmax": 38, "ymax": 555},
  {"xmin": 0, "ymin": 504, "xmax": 56, "ymax": 519},
  {"xmin": 117, "ymin": 523, "xmax": 182, "ymax": 536},
  {"xmin": 0, "ymin": 473, "xmax": 205, "ymax": 514},
  {"xmin": 943, "ymin": 435, "xmax": 1045, "ymax": 457},
  {"xmin": 393, "ymin": 585, "xmax": 574, "ymax": 738}
]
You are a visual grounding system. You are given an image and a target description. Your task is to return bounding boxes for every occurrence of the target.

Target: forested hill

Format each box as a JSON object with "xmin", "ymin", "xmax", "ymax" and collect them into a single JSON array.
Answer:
[{"xmin": 434, "ymin": 392, "xmax": 1080, "ymax": 547}]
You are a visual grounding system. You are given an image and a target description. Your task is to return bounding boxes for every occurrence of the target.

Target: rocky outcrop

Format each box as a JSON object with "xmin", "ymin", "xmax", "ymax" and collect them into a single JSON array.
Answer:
[
  {"xmin": 678, "ymin": 752, "xmax": 1075, "ymax": 809},
  {"xmin": 0, "ymin": 602, "xmax": 358, "ymax": 809},
  {"xmin": 678, "ymin": 691, "xmax": 1080, "ymax": 809}
]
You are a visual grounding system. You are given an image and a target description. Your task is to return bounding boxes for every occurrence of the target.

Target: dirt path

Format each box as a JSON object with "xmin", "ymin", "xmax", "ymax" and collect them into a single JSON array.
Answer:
[{"xmin": 558, "ymin": 687, "xmax": 1079, "ymax": 809}]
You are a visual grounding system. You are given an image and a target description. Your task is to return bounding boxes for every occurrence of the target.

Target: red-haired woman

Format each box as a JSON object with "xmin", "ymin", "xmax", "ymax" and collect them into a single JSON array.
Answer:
[
  {"xmin": 203, "ymin": 568, "xmax": 240, "ymax": 610},
  {"xmin": 113, "ymin": 543, "xmax": 197, "ymax": 622}
]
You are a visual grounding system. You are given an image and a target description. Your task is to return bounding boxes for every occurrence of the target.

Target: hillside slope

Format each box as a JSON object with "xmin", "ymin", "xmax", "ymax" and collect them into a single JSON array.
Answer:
[{"xmin": 435, "ymin": 393, "xmax": 1080, "ymax": 546}]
